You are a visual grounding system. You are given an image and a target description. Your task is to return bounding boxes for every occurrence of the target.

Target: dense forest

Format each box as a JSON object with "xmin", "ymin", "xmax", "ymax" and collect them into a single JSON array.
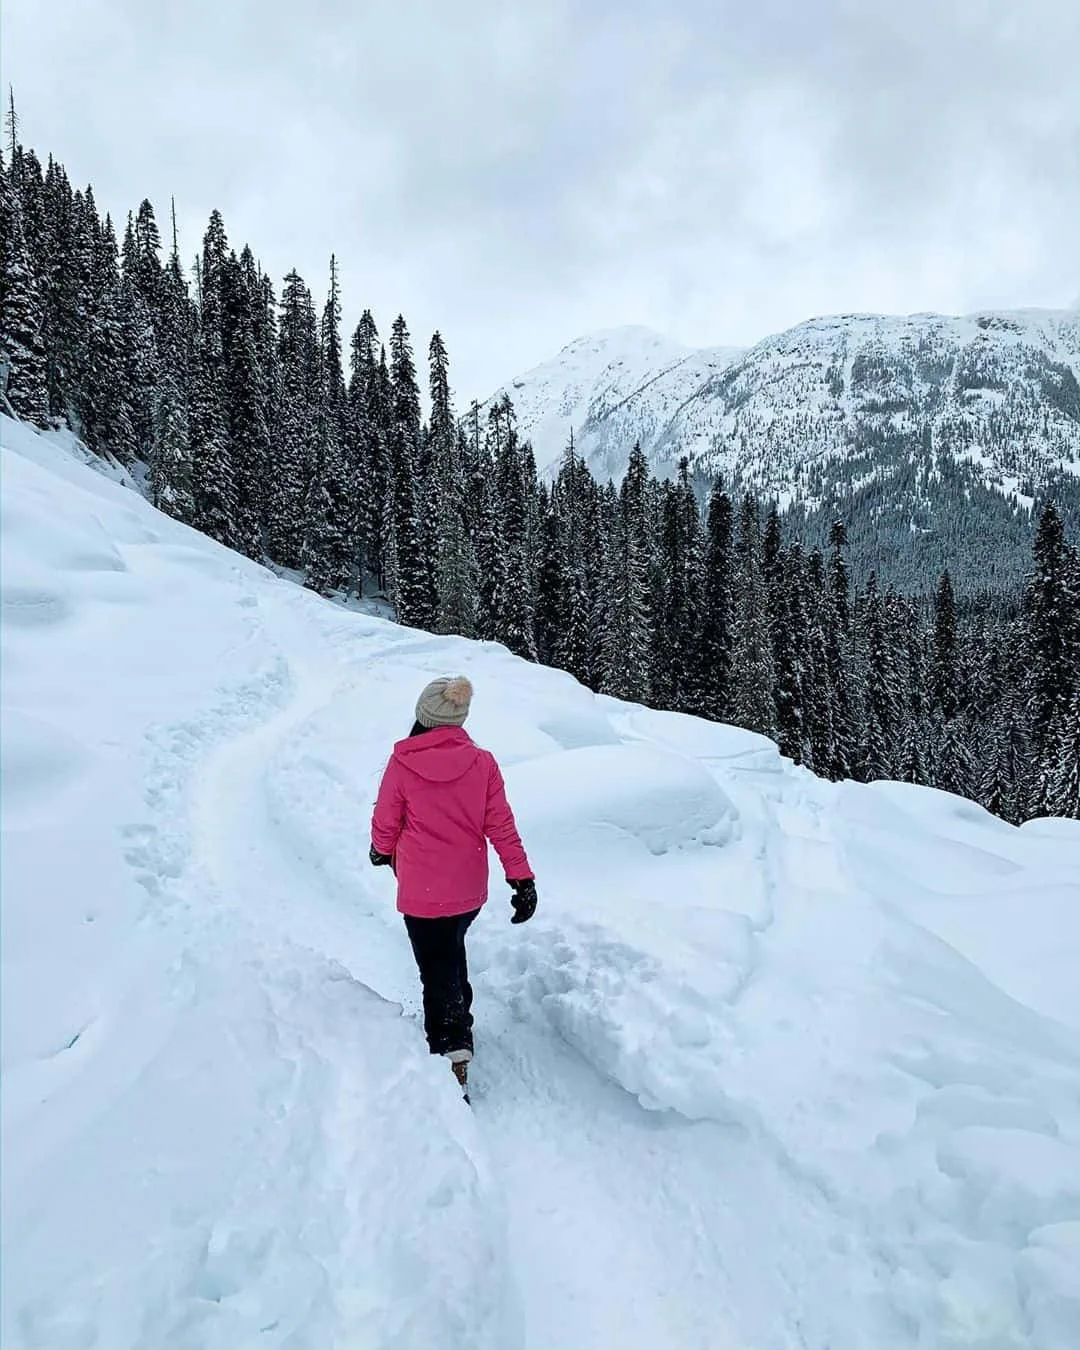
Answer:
[{"xmin": 1, "ymin": 131, "xmax": 1077, "ymax": 820}]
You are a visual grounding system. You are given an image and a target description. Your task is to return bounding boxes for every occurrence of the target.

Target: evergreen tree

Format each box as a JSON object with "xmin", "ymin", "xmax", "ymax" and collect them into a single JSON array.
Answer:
[
  {"xmin": 1025, "ymin": 503, "xmax": 1079, "ymax": 751},
  {"xmin": 221, "ymin": 247, "xmax": 269, "ymax": 559},
  {"xmin": 1045, "ymin": 686, "xmax": 1080, "ymax": 819},
  {"xmin": 936, "ymin": 711, "xmax": 976, "ymax": 801},
  {"xmin": 270, "ymin": 269, "xmax": 318, "ymax": 566},
  {"xmin": 384, "ymin": 316, "xmax": 429, "ymax": 626},
  {"xmin": 549, "ymin": 438, "xmax": 593, "ymax": 685},
  {"xmin": 773, "ymin": 543, "xmax": 813, "ymax": 765},
  {"xmin": 732, "ymin": 494, "xmax": 777, "ymax": 737},
  {"xmin": 654, "ymin": 460, "xmax": 704, "ymax": 714},
  {"xmin": 150, "ymin": 208, "xmax": 195, "ymax": 521},
  {"xmin": 825, "ymin": 522, "xmax": 857, "ymax": 779},
  {"xmin": 189, "ymin": 211, "xmax": 236, "ymax": 544},
  {"xmin": 803, "ymin": 549, "xmax": 836, "ymax": 774},
  {"xmin": 491, "ymin": 400, "xmax": 538, "ymax": 659},
  {"xmin": 980, "ymin": 695, "xmax": 1026, "ymax": 823},
  {"xmin": 931, "ymin": 569, "xmax": 959, "ymax": 723},
  {"xmin": 534, "ymin": 485, "xmax": 563, "ymax": 667},
  {"xmin": 429, "ymin": 338, "xmax": 476, "ymax": 636},
  {"xmin": 117, "ymin": 266, "xmax": 158, "ymax": 457},
  {"xmin": 699, "ymin": 478, "xmax": 734, "ymax": 720},
  {"xmin": 858, "ymin": 574, "xmax": 900, "ymax": 781},
  {"xmin": 0, "ymin": 155, "xmax": 49, "ymax": 424},
  {"xmin": 303, "ymin": 256, "xmax": 352, "ymax": 592},
  {"xmin": 347, "ymin": 310, "xmax": 384, "ymax": 585},
  {"xmin": 602, "ymin": 442, "xmax": 654, "ymax": 702},
  {"xmin": 41, "ymin": 160, "xmax": 92, "ymax": 429}
]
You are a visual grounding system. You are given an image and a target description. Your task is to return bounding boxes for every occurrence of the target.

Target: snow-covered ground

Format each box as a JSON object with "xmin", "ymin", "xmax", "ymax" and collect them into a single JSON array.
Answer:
[{"xmin": 3, "ymin": 412, "xmax": 1080, "ymax": 1350}]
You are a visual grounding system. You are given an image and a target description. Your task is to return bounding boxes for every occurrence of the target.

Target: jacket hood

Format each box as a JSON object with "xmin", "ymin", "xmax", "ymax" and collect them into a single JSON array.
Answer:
[{"xmin": 392, "ymin": 726, "xmax": 481, "ymax": 783}]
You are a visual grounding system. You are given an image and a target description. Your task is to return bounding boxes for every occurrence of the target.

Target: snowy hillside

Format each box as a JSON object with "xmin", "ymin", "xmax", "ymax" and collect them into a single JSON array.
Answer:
[
  {"xmin": 4, "ymin": 412, "xmax": 1080, "ymax": 1349},
  {"xmin": 490, "ymin": 309, "xmax": 1080, "ymax": 586}
]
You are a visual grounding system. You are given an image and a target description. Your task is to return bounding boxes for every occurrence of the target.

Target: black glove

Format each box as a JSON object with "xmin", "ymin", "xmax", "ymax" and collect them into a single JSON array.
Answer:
[
  {"xmin": 509, "ymin": 877, "xmax": 537, "ymax": 925},
  {"xmin": 369, "ymin": 843, "xmax": 393, "ymax": 868}
]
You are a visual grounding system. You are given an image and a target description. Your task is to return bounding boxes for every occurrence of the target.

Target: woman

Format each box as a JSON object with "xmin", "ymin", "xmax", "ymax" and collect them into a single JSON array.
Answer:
[{"xmin": 370, "ymin": 675, "xmax": 537, "ymax": 1098}]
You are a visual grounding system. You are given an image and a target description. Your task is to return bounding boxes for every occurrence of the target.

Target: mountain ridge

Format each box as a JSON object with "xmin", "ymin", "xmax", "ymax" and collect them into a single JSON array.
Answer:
[{"xmin": 486, "ymin": 306, "xmax": 1080, "ymax": 588}]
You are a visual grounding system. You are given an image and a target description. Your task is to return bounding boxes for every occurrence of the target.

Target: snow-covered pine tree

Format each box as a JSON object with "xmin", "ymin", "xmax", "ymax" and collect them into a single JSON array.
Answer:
[
  {"xmin": 1025, "ymin": 503, "xmax": 1079, "ymax": 754},
  {"xmin": 731, "ymin": 494, "xmax": 777, "ymax": 737},
  {"xmin": 149, "ymin": 206, "xmax": 195, "ymax": 522},
  {"xmin": 270, "ymin": 269, "xmax": 319, "ymax": 567},
  {"xmin": 1045, "ymin": 685, "xmax": 1080, "ymax": 819},
  {"xmin": 773, "ymin": 542, "xmax": 813, "ymax": 766},
  {"xmin": 0, "ymin": 152, "xmax": 49, "ymax": 424},
  {"xmin": 602, "ymin": 442, "xmax": 654, "ymax": 703},
  {"xmin": 935, "ymin": 710, "xmax": 977, "ymax": 801},
  {"xmin": 803, "ymin": 549, "xmax": 837, "ymax": 775},
  {"xmin": 221, "ymin": 247, "xmax": 269, "ymax": 560},
  {"xmin": 429, "ymin": 336, "xmax": 476, "ymax": 637},
  {"xmin": 130, "ymin": 199, "xmax": 164, "ymax": 316},
  {"xmin": 346, "ymin": 310, "xmax": 384, "ymax": 587},
  {"xmin": 980, "ymin": 689, "xmax": 1027, "ymax": 823},
  {"xmin": 825, "ymin": 521, "xmax": 857, "ymax": 778},
  {"xmin": 534, "ymin": 483, "xmax": 563, "ymax": 667},
  {"xmin": 303, "ymin": 256, "xmax": 353, "ymax": 593},
  {"xmin": 470, "ymin": 429, "xmax": 505, "ymax": 642},
  {"xmin": 551, "ymin": 437, "xmax": 593, "ymax": 685},
  {"xmin": 858, "ymin": 574, "xmax": 902, "ymax": 782},
  {"xmin": 117, "ymin": 216, "xmax": 159, "ymax": 459},
  {"xmin": 699, "ymin": 477, "xmax": 734, "ymax": 721},
  {"xmin": 931, "ymin": 569, "xmax": 960, "ymax": 724},
  {"xmin": 39, "ymin": 158, "xmax": 95, "ymax": 430},
  {"xmin": 188, "ymin": 211, "xmax": 237, "ymax": 545},
  {"xmin": 385, "ymin": 316, "xmax": 429, "ymax": 627},
  {"xmin": 895, "ymin": 595, "xmax": 929, "ymax": 787},
  {"xmin": 492, "ymin": 404, "xmax": 539, "ymax": 660},
  {"xmin": 654, "ymin": 460, "xmax": 704, "ymax": 715}
]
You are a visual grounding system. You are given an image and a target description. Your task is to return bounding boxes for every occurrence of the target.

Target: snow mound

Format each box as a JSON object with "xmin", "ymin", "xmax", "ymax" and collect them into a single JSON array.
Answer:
[{"xmin": 3, "ymin": 412, "xmax": 1080, "ymax": 1350}]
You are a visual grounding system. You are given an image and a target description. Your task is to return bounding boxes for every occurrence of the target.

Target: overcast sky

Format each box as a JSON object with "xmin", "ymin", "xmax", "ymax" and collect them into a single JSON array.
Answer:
[{"xmin": 5, "ymin": 0, "xmax": 1078, "ymax": 402}]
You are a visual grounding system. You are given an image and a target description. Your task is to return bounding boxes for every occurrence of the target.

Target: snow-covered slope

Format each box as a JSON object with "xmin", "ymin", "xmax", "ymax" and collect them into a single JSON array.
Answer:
[{"xmin": 4, "ymin": 413, "xmax": 1080, "ymax": 1349}]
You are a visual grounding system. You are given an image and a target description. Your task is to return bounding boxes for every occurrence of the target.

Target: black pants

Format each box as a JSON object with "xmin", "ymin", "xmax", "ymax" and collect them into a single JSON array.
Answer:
[{"xmin": 403, "ymin": 908, "xmax": 481, "ymax": 1056}]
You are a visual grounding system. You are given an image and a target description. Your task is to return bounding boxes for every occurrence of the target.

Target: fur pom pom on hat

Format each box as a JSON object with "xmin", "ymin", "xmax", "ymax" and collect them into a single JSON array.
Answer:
[{"xmin": 415, "ymin": 675, "xmax": 474, "ymax": 728}]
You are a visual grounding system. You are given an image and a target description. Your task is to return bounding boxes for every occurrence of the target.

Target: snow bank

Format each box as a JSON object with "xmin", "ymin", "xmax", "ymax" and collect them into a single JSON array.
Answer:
[{"xmin": 3, "ymin": 413, "xmax": 1080, "ymax": 1349}]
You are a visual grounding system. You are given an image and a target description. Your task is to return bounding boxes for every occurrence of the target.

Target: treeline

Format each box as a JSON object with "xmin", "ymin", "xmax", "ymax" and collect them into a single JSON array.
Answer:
[{"xmin": 1, "ymin": 134, "xmax": 1077, "ymax": 819}]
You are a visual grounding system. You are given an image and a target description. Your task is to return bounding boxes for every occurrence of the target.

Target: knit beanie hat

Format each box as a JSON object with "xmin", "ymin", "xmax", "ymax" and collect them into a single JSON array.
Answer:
[{"xmin": 415, "ymin": 675, "xmax": 474, "ymax": 728}]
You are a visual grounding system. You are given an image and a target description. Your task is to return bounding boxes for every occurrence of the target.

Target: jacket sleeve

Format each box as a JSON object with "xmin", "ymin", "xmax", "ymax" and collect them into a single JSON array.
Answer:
[
  {"xmin": 484, "ymin": 756, "xmax": 533, "ymax": 881},
  {"xmin": 371, "ymin": 757, "xmax": 406, "ymax": 857}
]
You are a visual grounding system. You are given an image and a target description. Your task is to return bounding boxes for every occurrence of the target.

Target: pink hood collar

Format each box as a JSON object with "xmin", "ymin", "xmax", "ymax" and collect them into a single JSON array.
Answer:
[{"xmin": 392, "ymin": 726, "xmax": 480, "ymax": 783}]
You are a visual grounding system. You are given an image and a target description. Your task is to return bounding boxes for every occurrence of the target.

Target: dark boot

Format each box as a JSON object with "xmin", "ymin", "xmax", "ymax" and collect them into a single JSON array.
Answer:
[{"xmin": 450, "ymin": 1058, "xmax": 470, "ymax": 1102}]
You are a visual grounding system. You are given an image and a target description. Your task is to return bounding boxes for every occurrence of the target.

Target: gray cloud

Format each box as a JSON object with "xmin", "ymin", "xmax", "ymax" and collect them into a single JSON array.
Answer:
[{"xmin": 5, "ymin": 0, "xmax": 1078, "ymax": 401}]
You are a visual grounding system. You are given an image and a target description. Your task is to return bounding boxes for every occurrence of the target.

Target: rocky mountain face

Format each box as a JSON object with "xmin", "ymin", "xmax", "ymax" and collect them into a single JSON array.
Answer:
[{"xmin": 489, "ymin": 309, "xmax": 1080, "ymax": 590}]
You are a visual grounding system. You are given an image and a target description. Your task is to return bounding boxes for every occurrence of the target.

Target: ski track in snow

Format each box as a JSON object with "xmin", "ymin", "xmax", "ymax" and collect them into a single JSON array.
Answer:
[{"xmin": 5, "ymin": 415, "xmax": 1080, "ymax": 1349}]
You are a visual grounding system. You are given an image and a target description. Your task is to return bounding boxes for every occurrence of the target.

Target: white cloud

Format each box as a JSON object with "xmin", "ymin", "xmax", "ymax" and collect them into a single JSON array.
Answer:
[{"xmin": 5, "ymin": 0, "xmax": 1078, "ymax": 401}]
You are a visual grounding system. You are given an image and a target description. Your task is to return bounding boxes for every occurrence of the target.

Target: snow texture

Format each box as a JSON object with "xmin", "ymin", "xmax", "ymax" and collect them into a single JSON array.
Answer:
[{"xmin": 3, "ymin": 412, "xmax": 1080, "ymax": 1349}]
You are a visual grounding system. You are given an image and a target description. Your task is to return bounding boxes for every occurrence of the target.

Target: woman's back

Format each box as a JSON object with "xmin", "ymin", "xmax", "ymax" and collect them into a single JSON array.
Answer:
[{"xmin": 371, "ymin": 725, "xmax": 529, "ymax": 918}]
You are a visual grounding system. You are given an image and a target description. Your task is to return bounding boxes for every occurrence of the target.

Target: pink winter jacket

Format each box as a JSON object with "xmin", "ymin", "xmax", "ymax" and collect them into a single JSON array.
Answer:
[{"xmin": 370, "ymin": 727, "xmax": 533, "ymax": 918}]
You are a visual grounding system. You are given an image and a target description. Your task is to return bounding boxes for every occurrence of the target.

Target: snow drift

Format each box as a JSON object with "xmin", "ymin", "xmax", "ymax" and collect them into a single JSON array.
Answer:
[{"xmin": 3, "ymin": 413, "xmax": 1080, "ymax": 1349}]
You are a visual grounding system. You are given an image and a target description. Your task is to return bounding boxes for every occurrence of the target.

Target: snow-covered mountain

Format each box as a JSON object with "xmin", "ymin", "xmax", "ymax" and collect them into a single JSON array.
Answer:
[
  {"xmin": 494, "ymin": 325, "xmax": 743, "ymax": 479},
  {"xmin": 490, "ymin": 309, "xmax": 1080, "ymax": 586},
  {"xmin": 4, "ymin": 413, "xmax": 1080, "ymax": 1348}
]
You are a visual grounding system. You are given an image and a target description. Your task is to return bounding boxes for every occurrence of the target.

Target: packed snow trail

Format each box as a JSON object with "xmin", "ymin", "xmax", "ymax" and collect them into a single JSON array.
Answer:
[
  {"xmin": 4, "ymin": 414, "xmax": 1080, "ymax": 1349},
  {"xmin": 186, "ymin": 587, "xmax": 874, "ymax": 1349}
]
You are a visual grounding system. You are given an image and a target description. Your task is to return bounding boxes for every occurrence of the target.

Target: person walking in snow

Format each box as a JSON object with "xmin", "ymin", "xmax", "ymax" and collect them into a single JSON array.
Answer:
[{"xmin": 369, "ymin": 675, "xmax": 537, "ymax": 1097}]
